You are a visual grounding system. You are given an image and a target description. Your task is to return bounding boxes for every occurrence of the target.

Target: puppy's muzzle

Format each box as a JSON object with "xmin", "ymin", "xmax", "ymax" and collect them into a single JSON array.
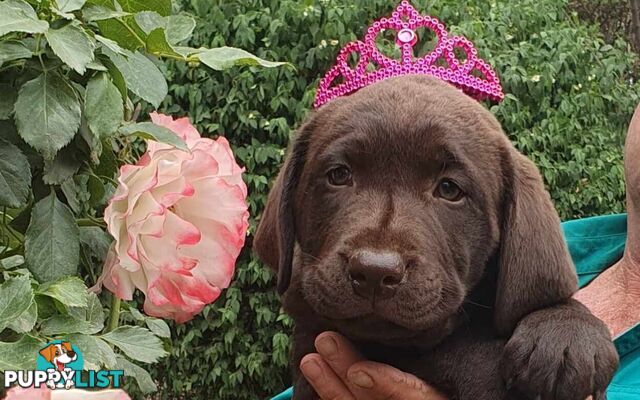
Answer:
[{"xmin": 348, "ymin": 249, "xmax": 406, "ymax": 300}]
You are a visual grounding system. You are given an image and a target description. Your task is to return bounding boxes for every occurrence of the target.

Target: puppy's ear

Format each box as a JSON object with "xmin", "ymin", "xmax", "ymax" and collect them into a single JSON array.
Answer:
[
  {"xmin": 39, "ymin": 345, "xmax": 56, "ymax": 362},
  {"xmin": 494, "ymin": 148, "xmax": 577, "ymax": 335},
  {"xmin": 254, "ymin": 119, "xmax": 316, "ymax": 294}
]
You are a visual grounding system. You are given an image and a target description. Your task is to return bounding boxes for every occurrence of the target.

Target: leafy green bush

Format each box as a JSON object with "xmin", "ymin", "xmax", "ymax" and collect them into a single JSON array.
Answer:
[
  {"xmin": 145, "ymin": 0, "xmax": 639, "ymax": 399},
  {"xmin": 0, "ymin": 0, "xmax": 284, "ymax": 397},
  {"xmin": 570, "ymin": 0, "xmax": 632, "ymax": 45}
]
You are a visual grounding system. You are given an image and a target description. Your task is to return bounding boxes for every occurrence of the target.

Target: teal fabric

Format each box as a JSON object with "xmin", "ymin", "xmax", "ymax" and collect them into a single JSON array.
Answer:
[
  {"xmin": 271, "ymin": 387, "xmax": 293, "ymax": 400},
  {"xmin": 272, "ymin": 214, "xmax": 640, "ymax": 400},
  {"xmin": 563, "ymin": 214, "xmax": 640, "ymax": 399},
  {"xmin": 563, "ymin": 213, "xmax": 628, "ymax": 287}
]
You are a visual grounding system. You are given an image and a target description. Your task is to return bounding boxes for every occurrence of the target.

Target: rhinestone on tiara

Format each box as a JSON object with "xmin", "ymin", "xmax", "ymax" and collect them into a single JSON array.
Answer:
[{"xmin": 313, "ymin": 1, "xmax": 505, "ymax": 108}]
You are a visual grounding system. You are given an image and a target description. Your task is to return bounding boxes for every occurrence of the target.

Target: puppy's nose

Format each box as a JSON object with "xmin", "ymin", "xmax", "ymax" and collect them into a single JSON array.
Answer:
[{"xmin": 348, "ymin": 249, "xmax": 405, "ymax": 300}]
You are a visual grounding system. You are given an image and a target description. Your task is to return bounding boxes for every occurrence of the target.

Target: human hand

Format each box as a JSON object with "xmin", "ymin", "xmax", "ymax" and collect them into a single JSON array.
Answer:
[{"xmin": 300, "ymin": 331, "xmax": 448, "ymax": 400}]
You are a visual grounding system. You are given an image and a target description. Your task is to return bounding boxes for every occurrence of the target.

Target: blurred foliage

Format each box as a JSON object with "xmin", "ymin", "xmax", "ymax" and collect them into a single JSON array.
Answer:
[
  {"xmin": 143, "ymin": 0, "xmax": 640, "ymax": 398},
  {"xmin": 570, "ymin": 0, "xmax": 632, "ymax": 45},
  {"xmin": 0, "ymin": 0, "xmax": 284, "ymax": 397}
]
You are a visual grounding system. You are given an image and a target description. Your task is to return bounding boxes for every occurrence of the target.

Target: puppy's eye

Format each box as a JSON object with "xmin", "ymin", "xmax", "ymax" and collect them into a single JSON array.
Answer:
[
  {"xmin": 435, "ymin": 179, "xmax": 464, "ymax": 202},
  {"xmin": 327, "ymin": 166, "xmax": 353, "ymax": 186}
]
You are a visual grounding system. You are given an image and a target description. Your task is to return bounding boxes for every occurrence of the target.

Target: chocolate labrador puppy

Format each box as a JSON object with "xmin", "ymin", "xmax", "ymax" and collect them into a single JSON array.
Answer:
[{"xmin": 254, "ymin": 75, "xmax": 619, "ymax": 400}]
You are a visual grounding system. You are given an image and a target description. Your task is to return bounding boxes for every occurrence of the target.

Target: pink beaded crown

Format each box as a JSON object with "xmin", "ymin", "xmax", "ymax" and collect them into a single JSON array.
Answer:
[{"xmin": 313, "ymin": 1, "xmax": 505, "ymax": 108}]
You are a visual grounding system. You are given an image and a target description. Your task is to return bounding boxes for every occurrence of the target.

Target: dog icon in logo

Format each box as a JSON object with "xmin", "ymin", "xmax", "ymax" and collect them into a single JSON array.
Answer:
[{"xmin": 38, "ymin": 342, "xmax": 77, "ymax": 389}]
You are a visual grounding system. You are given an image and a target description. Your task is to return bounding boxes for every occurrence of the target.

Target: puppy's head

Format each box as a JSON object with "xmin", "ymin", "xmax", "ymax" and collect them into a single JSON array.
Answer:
[
  {"xmin": 39, "ymin": 342, "xmax": 76, "ymax": 364},
  {"xmin": 255, "ymin": 75, "xmax": 577, "ymax": 342}
]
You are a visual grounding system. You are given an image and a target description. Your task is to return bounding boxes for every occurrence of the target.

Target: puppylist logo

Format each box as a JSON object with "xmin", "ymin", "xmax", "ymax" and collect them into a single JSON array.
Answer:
[{"xmin": 3, "ymin": 340, "xmax": 124, "ymax": 390}]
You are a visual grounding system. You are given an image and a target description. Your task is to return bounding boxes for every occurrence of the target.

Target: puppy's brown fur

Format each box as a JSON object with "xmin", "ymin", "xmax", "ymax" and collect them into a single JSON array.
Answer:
[{"xmin": 255, "ymin": 75, "xmax": 618, "ymax": 400}]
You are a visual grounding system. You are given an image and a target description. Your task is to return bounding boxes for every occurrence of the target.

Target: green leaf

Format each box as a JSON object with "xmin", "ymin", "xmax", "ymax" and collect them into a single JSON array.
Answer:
[
  {"xmin": 1, "ymin": 255, "xmax": 25, "ymax": 269},
  {"xmin": 134, "ymin": 11, "xmax": 165, "ymax": 33},
  {"xmin": 98, "ymin": 54, "xmax": 127, "ymax": 100},
  {"xmin": 101, "ymin": 326, "xmax": 168, "ymax": 363},
  {"xmin": 0, "ymin": 84, "xmax": 17, "ymax": 119},
  {"xmin": 0, "ymin": 334, "xmax": 44, "ymax": 370},
  {"xmin": 9, "ymin": 204, "xmax": 31, "ymax": 234},
  {"xmin": 119, "ymin": 122, "xmax": 187, "ymax": 150},
  {"xmin": 115, "ymin": 355, "xmax": 157, "ymax": 394},
  {"xmin": 80, "ymin": 226, "xmax": 112, "ymax": 264},
  {"xmin": 87, "ymin": 174, "xmax": 106, "ymax": 206},
  {"xmin": 82, "ymin": 5, "xmax": 130, "ymax": 21},
  {"xmin": 7, "ymin": 300, "xmax": 37, "ymax": 333},
  {"xmin": 95, "ymin": 139, "xmax": 118, "ymax": 177},
  {"xmin": 78, "ymin": 112, "xmax": 103, "ymax": 164},
  {"xmin": 45, "ymin": 22, "xmax": 96, "ymax": 74},
  {"xmin": 56, "ymin": 0, "xmax": 86, "ymax": 13},
  {"xmin": 67, "ymin": 334, "xmax": 117, "ymax": 369},
  {"xmin": 119, "ymin": 0, "xmax": 171, "ymax": 16},
  {"xmin": 14, "ymin": 73, "xmax": 81, "ymax": 160},
  {"xmin": 85, "ymin": 73, "xmax": 124, "ymax": 138},
  {"xmin": 104, "ymin": 48, "xmax": 167, "ymax": 107},
  {"xmin": 165, "ymin": 14, "xmax": 196, "ymax": 44},
  {"xmin": 0, "ymin": 0, "xmax": 49, "ymax": 36},
  {"xmin": 0, "ymin": 40, "xmax": 32, "ymax": 66},
  {"xmin": 0, "ymin": 276, "xmax": 34, "ymax": 332},
  {"xmin": 198, "ymin": 46, "xmax": 289, "ymax": 71},
  {"xmin": 0, "ymin": 139, "xmax": 32, "ymax": 207},
  {"xmin": 40, "ymin": 292, "xmax": 103, "ymax": 335},
  {"xmin": 42, "ymin": 144, "xmax": 81, "ymax": 185},
  {"xmin": 82, "ymin": 292, "xmax": 104, "ymax": 333},
  {"xmin": 61, "ymin": 178, "xmax": 80, "ymax": 213},
  {"xmin": 37, "ymin": 276, "xmax": 88, "ymax": 308},
  {"xmin": 146, "ymin": 28, "xmax": 183, "ymax": 58},
  {"xmin": 90, "ymin": 0, "xmax": 169, "ymax": 48},
  {"xmin": 173, "ymin": 46, "xmax": 204, "ymax": 58},
  {"xmin": 40, "ymin": 314, "xmax": 82, "ymax": 334},
  {"xmin": 95, "ymin": 34, "xmax": 126, "ymax": 55},
  {"xmin": 87, "ymin": 59, "xmax": 107, "ymax": 71},
  {"xmin": 127, "ymin": 307, "xmax": 145, "ymax": 322},
  {"xmin": 145, "ymin": 318, "xmax": 170, "ymax": 338},
  {"xmin": 88, "ymin": 0, "xmax": 146, "ymax": 50},
  {"xmin": 25, "ymin": 193, "xmax": 80, "ymax": 282},
  {"xmin": 96, "ymin": 16, "xmax": 146, "ymax": 51}
]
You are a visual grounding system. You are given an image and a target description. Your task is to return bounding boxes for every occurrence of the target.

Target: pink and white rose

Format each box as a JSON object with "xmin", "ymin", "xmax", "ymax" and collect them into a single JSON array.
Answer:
[{"xmin": 97, "ymin": 113, "xmax": 249, "ymax": 323}]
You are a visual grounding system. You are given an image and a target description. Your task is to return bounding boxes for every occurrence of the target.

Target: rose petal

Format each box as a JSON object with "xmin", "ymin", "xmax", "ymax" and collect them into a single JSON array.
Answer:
[{"xmin": 99, "ymin": 113, "xmax": 248, "ymax": 322}]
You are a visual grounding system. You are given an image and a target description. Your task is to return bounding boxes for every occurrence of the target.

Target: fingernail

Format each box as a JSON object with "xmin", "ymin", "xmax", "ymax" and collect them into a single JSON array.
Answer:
[
  {"xmin": 301, "ymin": 359, "xmax": 321, "ymax": 380},
  {"xmin": 349, "ymin": 370, "xmax": 374, "ymax": 388},
  {"xmin": 316, "ymin": 335, "xmax": 337, "ymax": 357}
]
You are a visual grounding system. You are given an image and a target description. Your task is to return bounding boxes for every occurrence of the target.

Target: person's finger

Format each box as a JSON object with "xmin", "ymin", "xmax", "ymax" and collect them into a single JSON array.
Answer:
[
  {"xmin": 347, "ymin": 361, "xmax": 448, "ymax": 400},
  {"xmin": 314, "ymin": 332, "xmax": 364, "ymax": 380},
  {"xmin": 300, "ymin": 353, "xmax": 355, "ymax": 400},
  {"xmin": 315, "ymin": 332, "xmax": 378, "ymax": 398}
]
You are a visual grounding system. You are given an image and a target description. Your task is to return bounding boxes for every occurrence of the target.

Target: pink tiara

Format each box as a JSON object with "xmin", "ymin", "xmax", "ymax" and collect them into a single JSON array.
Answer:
[{"xmin": 313, "ymin": 1, "xmax": 505, "ymax": 108}]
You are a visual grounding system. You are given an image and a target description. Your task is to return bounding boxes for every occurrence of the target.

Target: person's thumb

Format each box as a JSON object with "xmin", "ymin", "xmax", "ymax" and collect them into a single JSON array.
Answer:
[{"xmin": 346, "ymin": 361, "xmax": 447, "ymax": 400}]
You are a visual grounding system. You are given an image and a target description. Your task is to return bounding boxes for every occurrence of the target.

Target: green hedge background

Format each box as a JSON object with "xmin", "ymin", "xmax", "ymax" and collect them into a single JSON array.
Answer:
[{"xmin": 143, "ymin": 0, "xmax": 639, "ymax": 398}]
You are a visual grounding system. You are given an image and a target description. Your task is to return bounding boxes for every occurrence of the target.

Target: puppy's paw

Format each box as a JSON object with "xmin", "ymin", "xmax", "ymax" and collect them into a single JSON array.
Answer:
[{"xmin": 500, "ymin": 302, "xmax": 618, "ymax": 400}]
